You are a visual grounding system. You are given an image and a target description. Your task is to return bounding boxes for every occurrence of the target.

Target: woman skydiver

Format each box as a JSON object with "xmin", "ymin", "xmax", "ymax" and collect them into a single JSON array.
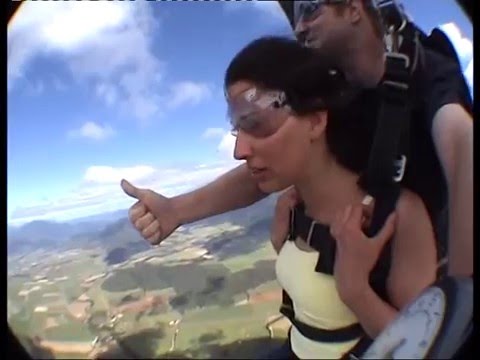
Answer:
[{"xmin": 224, "ymin": 36, "xmax": 437, "ymax": 359}]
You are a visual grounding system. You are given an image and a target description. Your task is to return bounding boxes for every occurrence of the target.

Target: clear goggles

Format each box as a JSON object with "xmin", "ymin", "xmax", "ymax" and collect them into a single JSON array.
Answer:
[
  {"xmin": 293, "ymin": 0, "xmax": 348, "ymax": 26},
  {"xmin": 226, "ymin": 87, "xmax": 291, "ymax": 138}
]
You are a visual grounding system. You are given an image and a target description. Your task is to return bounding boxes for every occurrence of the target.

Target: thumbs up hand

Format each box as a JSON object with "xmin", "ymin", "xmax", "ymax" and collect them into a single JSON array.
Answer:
[{"xmin": 120, "ymin": 179, "xmax": 181, "ymax": 245}]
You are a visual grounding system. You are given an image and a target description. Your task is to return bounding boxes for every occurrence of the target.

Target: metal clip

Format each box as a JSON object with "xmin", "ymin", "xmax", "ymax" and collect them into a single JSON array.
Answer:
[
  {"xmin": 289, "ymin": 207, "xmax": 295, "ymax": 240},
  {"xmin": 385, "ymin": 51, "xmax": 410, "ymax": 69},
  {"xmin": 306, "ymin": 220, "xmax": 317, "ymax": 247},
  {"xmin": 393, "ymin": 155, "xmax": 407, "ymax": 182},
  {"xmin": 383, "ymin": 80, "xmax": 409, "ymax": 91}
]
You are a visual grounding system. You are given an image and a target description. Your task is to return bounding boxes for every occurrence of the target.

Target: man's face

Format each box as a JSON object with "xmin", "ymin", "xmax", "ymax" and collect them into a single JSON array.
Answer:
[{"xmin": 294, "ymin": 2, "xmax": 356, "ymax": 60}]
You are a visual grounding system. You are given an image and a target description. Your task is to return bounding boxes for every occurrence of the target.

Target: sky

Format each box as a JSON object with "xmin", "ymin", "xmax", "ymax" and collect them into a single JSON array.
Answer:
[{"xmin": 7, "ymin": 0, "xmax": 473, "ymax": 226}]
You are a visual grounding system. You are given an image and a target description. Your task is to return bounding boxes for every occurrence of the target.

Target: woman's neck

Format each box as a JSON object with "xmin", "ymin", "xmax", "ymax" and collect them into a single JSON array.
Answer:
[{"xmin": 295, "ymin": 154, "xmax": 365, "ymax": 225}]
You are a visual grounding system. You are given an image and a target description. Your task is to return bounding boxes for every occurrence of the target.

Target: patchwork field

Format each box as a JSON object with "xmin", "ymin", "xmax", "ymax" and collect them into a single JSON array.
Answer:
[{"xmin": 8, "ymin": 220, "xmax": 288, "ymax": 359}]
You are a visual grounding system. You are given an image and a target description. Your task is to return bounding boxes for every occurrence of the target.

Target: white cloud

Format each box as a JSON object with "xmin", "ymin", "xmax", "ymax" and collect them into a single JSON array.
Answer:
[
  {"xmin": 218, "ymin": 132, "xmax": 237, "ymax": 159},
  {"xmin": 464, "ymin": 59, "xmax": 473, "ymax": 96},
  {"xmin": 439, "ymin": 22, "xmax": 473, "ymax": 68},
  {"xmin": 84, "ymin": 165, "xmax": 156, "ymax": 184},
  {"xmin": 167, "ymin": 81, "xmax": 213, "ymax": 109},
  {"xmin": 224, "ymin": 0, "xmax": 287, "ymax": 22},
  {"xmin": 202, "ymin": 127, "xmax": 225, "ymax": 139},
  {"xmin": 96, "ymin": 83, "xmax": 118, "ymax": 107},
  {"xmin": 439, "ymin": 22, "xmax": 474, "ymax": 97},
  {"xmin": 8, "ymin": 1, "xmax": 131, "ymax": 83},
  {"xmin": 8, "ymin": 161, "xmax": 242, "ymax": 225},
  {"xmin": 251, "ymin": 1, "xmax": 287, "ymax": 20},
  {"xmin": 8, "ymin": 1, "xmax": 164, "ymax": 122},
  {"xmin": 68, "ymin": 121, "xmax": 115, "ymax": 141},
  {"xmin": 202, "ymin": 127, "xmax": 238, "ymax": 160}
]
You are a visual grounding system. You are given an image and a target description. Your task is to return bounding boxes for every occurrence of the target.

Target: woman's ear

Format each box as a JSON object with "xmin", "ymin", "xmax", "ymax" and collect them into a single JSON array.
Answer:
[{"xmin": 309, "ymin": 111, "xmax": 328, "ymax": 141}]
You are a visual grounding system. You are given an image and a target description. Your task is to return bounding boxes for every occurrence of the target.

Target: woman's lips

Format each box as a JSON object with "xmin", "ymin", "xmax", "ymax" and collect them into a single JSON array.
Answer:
[{"xmin": 250, "ymin": 167, "xmax": 268, "ymax": 180}]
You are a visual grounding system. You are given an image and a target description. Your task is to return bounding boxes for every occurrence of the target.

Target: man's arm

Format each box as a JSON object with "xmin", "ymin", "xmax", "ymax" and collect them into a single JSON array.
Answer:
[
  {"xmin": 432, "ymin": 103, "xmax": 473, "ymax": 276},
  {"xmin": 172, "ymin": 163, "xmax": 268, "ymax": 225}
]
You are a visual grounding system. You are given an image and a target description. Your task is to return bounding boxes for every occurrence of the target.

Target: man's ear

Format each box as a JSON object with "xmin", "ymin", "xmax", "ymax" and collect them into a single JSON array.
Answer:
[
  {"xmin": 309, "ymin": 111, "xmax": 328, "ymax": 141},
  {"xmin": 348, "ymin": 0, "xmax": 363, "ymax": 24}
]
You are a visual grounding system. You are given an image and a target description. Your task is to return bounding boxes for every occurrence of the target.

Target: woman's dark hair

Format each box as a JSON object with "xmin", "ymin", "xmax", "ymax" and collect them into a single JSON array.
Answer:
[{"xmin": 224, "ymin": 36, "xmax": 380, "ymax": 174}]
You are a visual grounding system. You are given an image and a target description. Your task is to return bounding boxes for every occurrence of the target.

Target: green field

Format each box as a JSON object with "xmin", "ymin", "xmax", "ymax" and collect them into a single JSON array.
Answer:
[
  {"xmin": 8, "ymin": 217, "xmax": 286, "ymax": 360},
  {"xmin": 222, "ymin": 242, "xmax": 276, "ymax": 273},
  {"xmin": 44, "ymin": 323, "xmax": 95, "ymax": 342}
]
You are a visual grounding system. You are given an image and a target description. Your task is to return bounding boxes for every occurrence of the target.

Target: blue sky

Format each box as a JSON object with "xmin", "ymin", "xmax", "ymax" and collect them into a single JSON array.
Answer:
[{"xmin": 7, "ymin": 1, "xmax": 473, "ymax": 226}]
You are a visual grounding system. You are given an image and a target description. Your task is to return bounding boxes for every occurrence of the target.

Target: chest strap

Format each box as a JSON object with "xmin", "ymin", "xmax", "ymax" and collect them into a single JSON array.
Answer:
[
  {"xmin": 288, "ymin": 204, "xmax": 336, "ymax": 274},
  {"xmin": 280, "ymin": 290, "xmax": 365, "ymax": 343}
]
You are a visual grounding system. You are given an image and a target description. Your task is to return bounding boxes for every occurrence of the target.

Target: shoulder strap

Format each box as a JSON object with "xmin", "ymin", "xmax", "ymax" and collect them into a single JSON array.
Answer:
[{"xmin": 360, "ymin": 1, "xmax": 420, "ymax": 236}]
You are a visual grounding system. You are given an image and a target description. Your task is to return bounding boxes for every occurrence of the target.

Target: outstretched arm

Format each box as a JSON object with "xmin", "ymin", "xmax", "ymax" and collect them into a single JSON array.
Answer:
[
  {"xmin": 432, "ymin": 103, "xmax": 473, "ymax": 277},
  {"xmin": 172, "ymin": 163, "xmax": 268, "ymax": 225}
]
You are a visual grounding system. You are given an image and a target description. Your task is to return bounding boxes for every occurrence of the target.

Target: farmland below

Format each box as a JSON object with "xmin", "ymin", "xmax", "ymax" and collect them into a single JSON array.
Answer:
[{"xmin": 8, "ymin": 196, "xmax": 291, "ymax": 359}]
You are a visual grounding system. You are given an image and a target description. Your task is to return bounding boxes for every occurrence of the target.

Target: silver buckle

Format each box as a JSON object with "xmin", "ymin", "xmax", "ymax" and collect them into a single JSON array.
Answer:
[
  {"xmin": 289, "ymin": 207, "xmax": 295, "ymax": 240},
  {"xmin": 383, "ymin": 52, "xmax": 411, "ymax": 91},
  {"xmin": 393, "ymin": 155, "xmax": 407, "ymax": 182},
  {"xmin": 384, "ymin": 51, "xmax": 410, "ymax": 69},
  {"xmin": 374, "ymin": 0, "xmax": 408, "ymax": 33},
  {"xmin": 383, "ymin": 80, "xmax": 409, "ymax": 91},
  {"xmin": 306, "ymin": 220, "xmax": 317, "ymax": 247}
]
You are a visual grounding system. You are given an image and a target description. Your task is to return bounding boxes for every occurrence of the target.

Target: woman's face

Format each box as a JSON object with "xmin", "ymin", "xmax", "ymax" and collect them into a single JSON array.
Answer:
[{"xmin": 227, "ymin": 80, "xmax": 325, "ymax": 194}]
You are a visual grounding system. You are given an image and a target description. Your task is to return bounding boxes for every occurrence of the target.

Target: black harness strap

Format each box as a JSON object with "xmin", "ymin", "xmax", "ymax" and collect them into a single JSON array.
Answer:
[
  {"xmin": 358, "ymin": 25, "xmax": 419, "ymax": 237},
  {"xmin": 280, "ymin": 290, "xmax": 365, "ymax": 343}
]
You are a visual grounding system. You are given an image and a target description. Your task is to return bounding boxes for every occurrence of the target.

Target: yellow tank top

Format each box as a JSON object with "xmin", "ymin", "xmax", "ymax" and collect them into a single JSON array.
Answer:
[{"xmin": 275, "ymin": 240, "xmax": 362, "ymax": 359}]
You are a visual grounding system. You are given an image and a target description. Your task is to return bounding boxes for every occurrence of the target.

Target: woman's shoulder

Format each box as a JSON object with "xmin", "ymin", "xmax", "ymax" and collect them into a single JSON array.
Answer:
[{"xmin": 394, "ymin": 188, "xmax": 431, "ymax": 228}]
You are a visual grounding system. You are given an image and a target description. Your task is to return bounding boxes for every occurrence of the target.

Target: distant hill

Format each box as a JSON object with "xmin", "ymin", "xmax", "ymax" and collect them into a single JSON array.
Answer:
[
  {"xmin": 7, "ymin": 217, "xmax": 118, "ymax": 256},
  {"xmin": 7, "ymin": 193, "xmax": 279, "ymax": 257},
  {"xmin": 186, "ymin": 193, "xmax": 278, "ymax": 229}
]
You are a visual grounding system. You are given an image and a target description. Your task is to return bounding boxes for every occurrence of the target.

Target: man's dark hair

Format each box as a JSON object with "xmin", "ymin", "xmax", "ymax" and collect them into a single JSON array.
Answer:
[{"xmin": 224, "ymin": 36, "xmax": 380, "ymax": 174}]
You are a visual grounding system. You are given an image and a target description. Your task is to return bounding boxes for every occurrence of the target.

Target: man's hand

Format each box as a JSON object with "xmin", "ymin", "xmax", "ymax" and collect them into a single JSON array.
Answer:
[
  {"xmin": 270, "ymin": 187, "xmax": 301, "ymax": 253},
  {"xmin": 120, "ymin": 179, "xmax": 181, "ymax": 245}
]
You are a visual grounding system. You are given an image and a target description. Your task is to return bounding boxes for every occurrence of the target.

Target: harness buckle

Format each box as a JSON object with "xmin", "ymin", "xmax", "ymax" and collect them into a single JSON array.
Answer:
[
  {"xmin": 385, "ymin": 51, "xmax": 410, "ymax": 69},
  {"xmin": 393, "ymin": 155, "xmax": 407, "ymax": 182},
  {"xmin": 382, "ymin": 52, "xmax": 411, "ymax": 93},
  {"xmin": 383, "ymin": 80, "xmax": 408, "ymax": 91},
  {"xmin": 289, "ymin": 207, "xmax": 295, "ymax": 240},
  {"xmin": 374, "ymin": 0, "xmax": 408, "ymax": 34},
  {"xmin": 306, "ymin": 219, "xmax": 317, "ymax": 247}
]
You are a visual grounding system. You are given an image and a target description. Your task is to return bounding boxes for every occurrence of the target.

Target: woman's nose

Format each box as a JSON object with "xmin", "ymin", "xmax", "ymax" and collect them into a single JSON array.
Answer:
[{"xmin": 233, "ymin": 131, "xmax": 253, "ymax": 161}]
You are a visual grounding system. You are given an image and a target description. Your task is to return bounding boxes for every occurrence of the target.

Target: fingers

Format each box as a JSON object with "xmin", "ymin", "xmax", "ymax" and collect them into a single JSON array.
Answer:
[
  {"xmin": 342, "ymin": 205, "xmax": 353, "ymax": 224},
  {"xmin": 285, "ymin": 186, "xmax": 301, "ymax": 203},
  {"xmin": 278, "ymin": 187, "xmax": 300, "ymax": 209},
  {"xmin": 374, "ymin": 212, "xmax": 397, "ymax": 244},
  {"xmin": 271, "ymin": 187, "xmax": 301, "ymax": 253},
  {"xmin": 330, "ymin": 209, "xmax": 342, "ymax": 239},
  {"xmin": 348, "ymin": 205, "xmax": 363, "ymax": 228},
  {"xmin": 135, "ymin": 212, "xmax": 155, "ymax": 230},
  {"xmin": 147, "ymin": 231, "xmax": 161, "ymax": 245},
  {"xmin": 129, "ymin": 201, "xmax": 147, "ymax": 222},
  {"xmin": 142, "ymin": 220, "xmax": 160, "ymax": 239},
  {"xmin": 131, "ymin": 210, "xmax": 163, "ymax": 244}
]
